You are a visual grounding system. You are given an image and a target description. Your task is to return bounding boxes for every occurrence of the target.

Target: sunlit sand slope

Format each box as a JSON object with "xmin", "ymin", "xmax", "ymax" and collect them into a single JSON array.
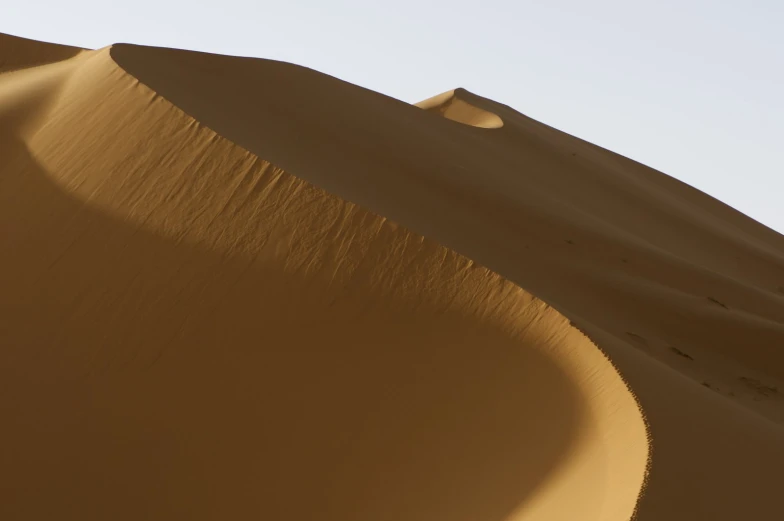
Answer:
[
  {"xmin": 1, "ymin": 35, "xmax": 646, "ymax": 521},
  {"xmin": 109, "ymin": 44, "xmax": 784, "ymax": 521}
]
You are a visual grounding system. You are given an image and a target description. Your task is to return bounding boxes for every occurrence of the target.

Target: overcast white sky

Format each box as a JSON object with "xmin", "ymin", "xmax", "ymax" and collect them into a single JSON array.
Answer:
[{"xmin": 3, "ymin": 0, "xmax": 782, "ymax": 233}]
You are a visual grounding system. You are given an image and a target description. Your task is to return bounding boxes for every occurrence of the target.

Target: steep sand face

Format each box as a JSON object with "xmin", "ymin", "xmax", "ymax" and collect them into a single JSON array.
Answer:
[
  {"xmin": 1, "ymin": 36, "xmax": 646, "ymax": 521},
  {"xmin": 107, "ymin": 44, "xmax": 784, "ymax": 520}
]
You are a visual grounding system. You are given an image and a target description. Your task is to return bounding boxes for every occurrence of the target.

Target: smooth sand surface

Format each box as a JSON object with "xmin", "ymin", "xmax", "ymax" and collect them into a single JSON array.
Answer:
[{"xmin": 1, "ymin": 33, "xmax": 782, "ymax": 520}]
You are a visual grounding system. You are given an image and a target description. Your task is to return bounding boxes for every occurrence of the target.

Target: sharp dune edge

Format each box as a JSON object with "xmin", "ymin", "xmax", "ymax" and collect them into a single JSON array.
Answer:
[{"xmin": 0, "ymin": 34, "xmax": 782, "ymax": 521}]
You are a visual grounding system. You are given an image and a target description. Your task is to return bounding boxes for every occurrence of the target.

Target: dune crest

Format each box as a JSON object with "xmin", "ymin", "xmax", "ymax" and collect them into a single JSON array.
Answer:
[
  {"xmin": 2, "ymin": 33, "xmax": 784, "ymax": 521},
  {"xmin": 1, "ymin": 36, "xmax": 645, "ymax": 521},
  {"xmin": 416, "ymin": 88, "xmax": 504, "ymax": 128}
]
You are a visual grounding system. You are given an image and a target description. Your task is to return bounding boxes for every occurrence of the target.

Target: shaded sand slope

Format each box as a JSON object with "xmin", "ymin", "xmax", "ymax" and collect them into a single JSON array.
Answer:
[
  {"xmin": 0, "ymin": 33, "xmax": 83, "ymax": 73},
  {"xmin": 0, "ymin": 37, "xmax": 646, "ymax": 521},
  {"xmin": 106, "ymin": 44, "xmax": 784, "ymax": 520}
]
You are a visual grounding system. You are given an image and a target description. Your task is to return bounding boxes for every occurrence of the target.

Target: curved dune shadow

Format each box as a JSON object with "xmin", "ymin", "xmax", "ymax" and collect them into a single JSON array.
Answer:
[{"xmin": 0, "ymin": 134, "xmax": 585, "ymax": 521}]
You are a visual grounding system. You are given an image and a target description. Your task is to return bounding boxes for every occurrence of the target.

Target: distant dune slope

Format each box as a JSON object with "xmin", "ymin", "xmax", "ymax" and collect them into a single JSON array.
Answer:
[
  {"xmin": 1, "ymin": 33, "xmax": 783, "ymax": 521},
  {"xmin": 0, "ymin": 33, "xmax": 83, "ymax": 73},
  {"xmin": 1, "ymin": 34, "xmax": 646, "ymax": 521}
]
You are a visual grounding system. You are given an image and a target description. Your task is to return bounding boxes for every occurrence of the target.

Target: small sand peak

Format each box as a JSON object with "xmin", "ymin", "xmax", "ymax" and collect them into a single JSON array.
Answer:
[{"xmin": 415, "ymin": 88, "xmax": 504, "ymax": 128}]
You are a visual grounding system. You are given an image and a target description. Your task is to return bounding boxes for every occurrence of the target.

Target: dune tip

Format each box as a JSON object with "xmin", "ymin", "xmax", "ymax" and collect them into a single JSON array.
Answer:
[{"xmin": 415, "ymin": 88, "xmax": 504, "ymax": 129}]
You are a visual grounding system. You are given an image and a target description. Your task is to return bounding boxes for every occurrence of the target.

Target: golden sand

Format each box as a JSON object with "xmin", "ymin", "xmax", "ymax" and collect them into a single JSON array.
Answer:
[{"xmin": 1, "ymin": 33, "xmax": 782, "ymax": 520}]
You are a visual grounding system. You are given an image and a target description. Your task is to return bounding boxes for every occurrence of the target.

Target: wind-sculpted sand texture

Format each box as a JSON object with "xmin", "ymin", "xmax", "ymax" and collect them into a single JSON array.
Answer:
[{"xmin": 2, "ymin": 33, "xmax": 783, "ymax": 520}]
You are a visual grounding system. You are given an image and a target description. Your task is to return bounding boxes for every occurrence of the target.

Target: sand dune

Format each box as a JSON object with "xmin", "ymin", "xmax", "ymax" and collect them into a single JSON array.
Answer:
[
  {"xmin": 0, "ymin": 33, "xmax": 83, "ymax": 73},
  {"xmin": 416, "ymin": 89, "xmax": 504, "ymax": 128},
  {"xmin": 1, "ymin": 33, "xmax": 782, "ymax": 520}
]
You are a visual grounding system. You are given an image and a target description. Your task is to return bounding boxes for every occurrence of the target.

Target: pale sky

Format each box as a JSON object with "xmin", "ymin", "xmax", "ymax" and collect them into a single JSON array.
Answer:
[{"xmin": 4, "ymin": 0, "xmax": 782, "ymax": 233}]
